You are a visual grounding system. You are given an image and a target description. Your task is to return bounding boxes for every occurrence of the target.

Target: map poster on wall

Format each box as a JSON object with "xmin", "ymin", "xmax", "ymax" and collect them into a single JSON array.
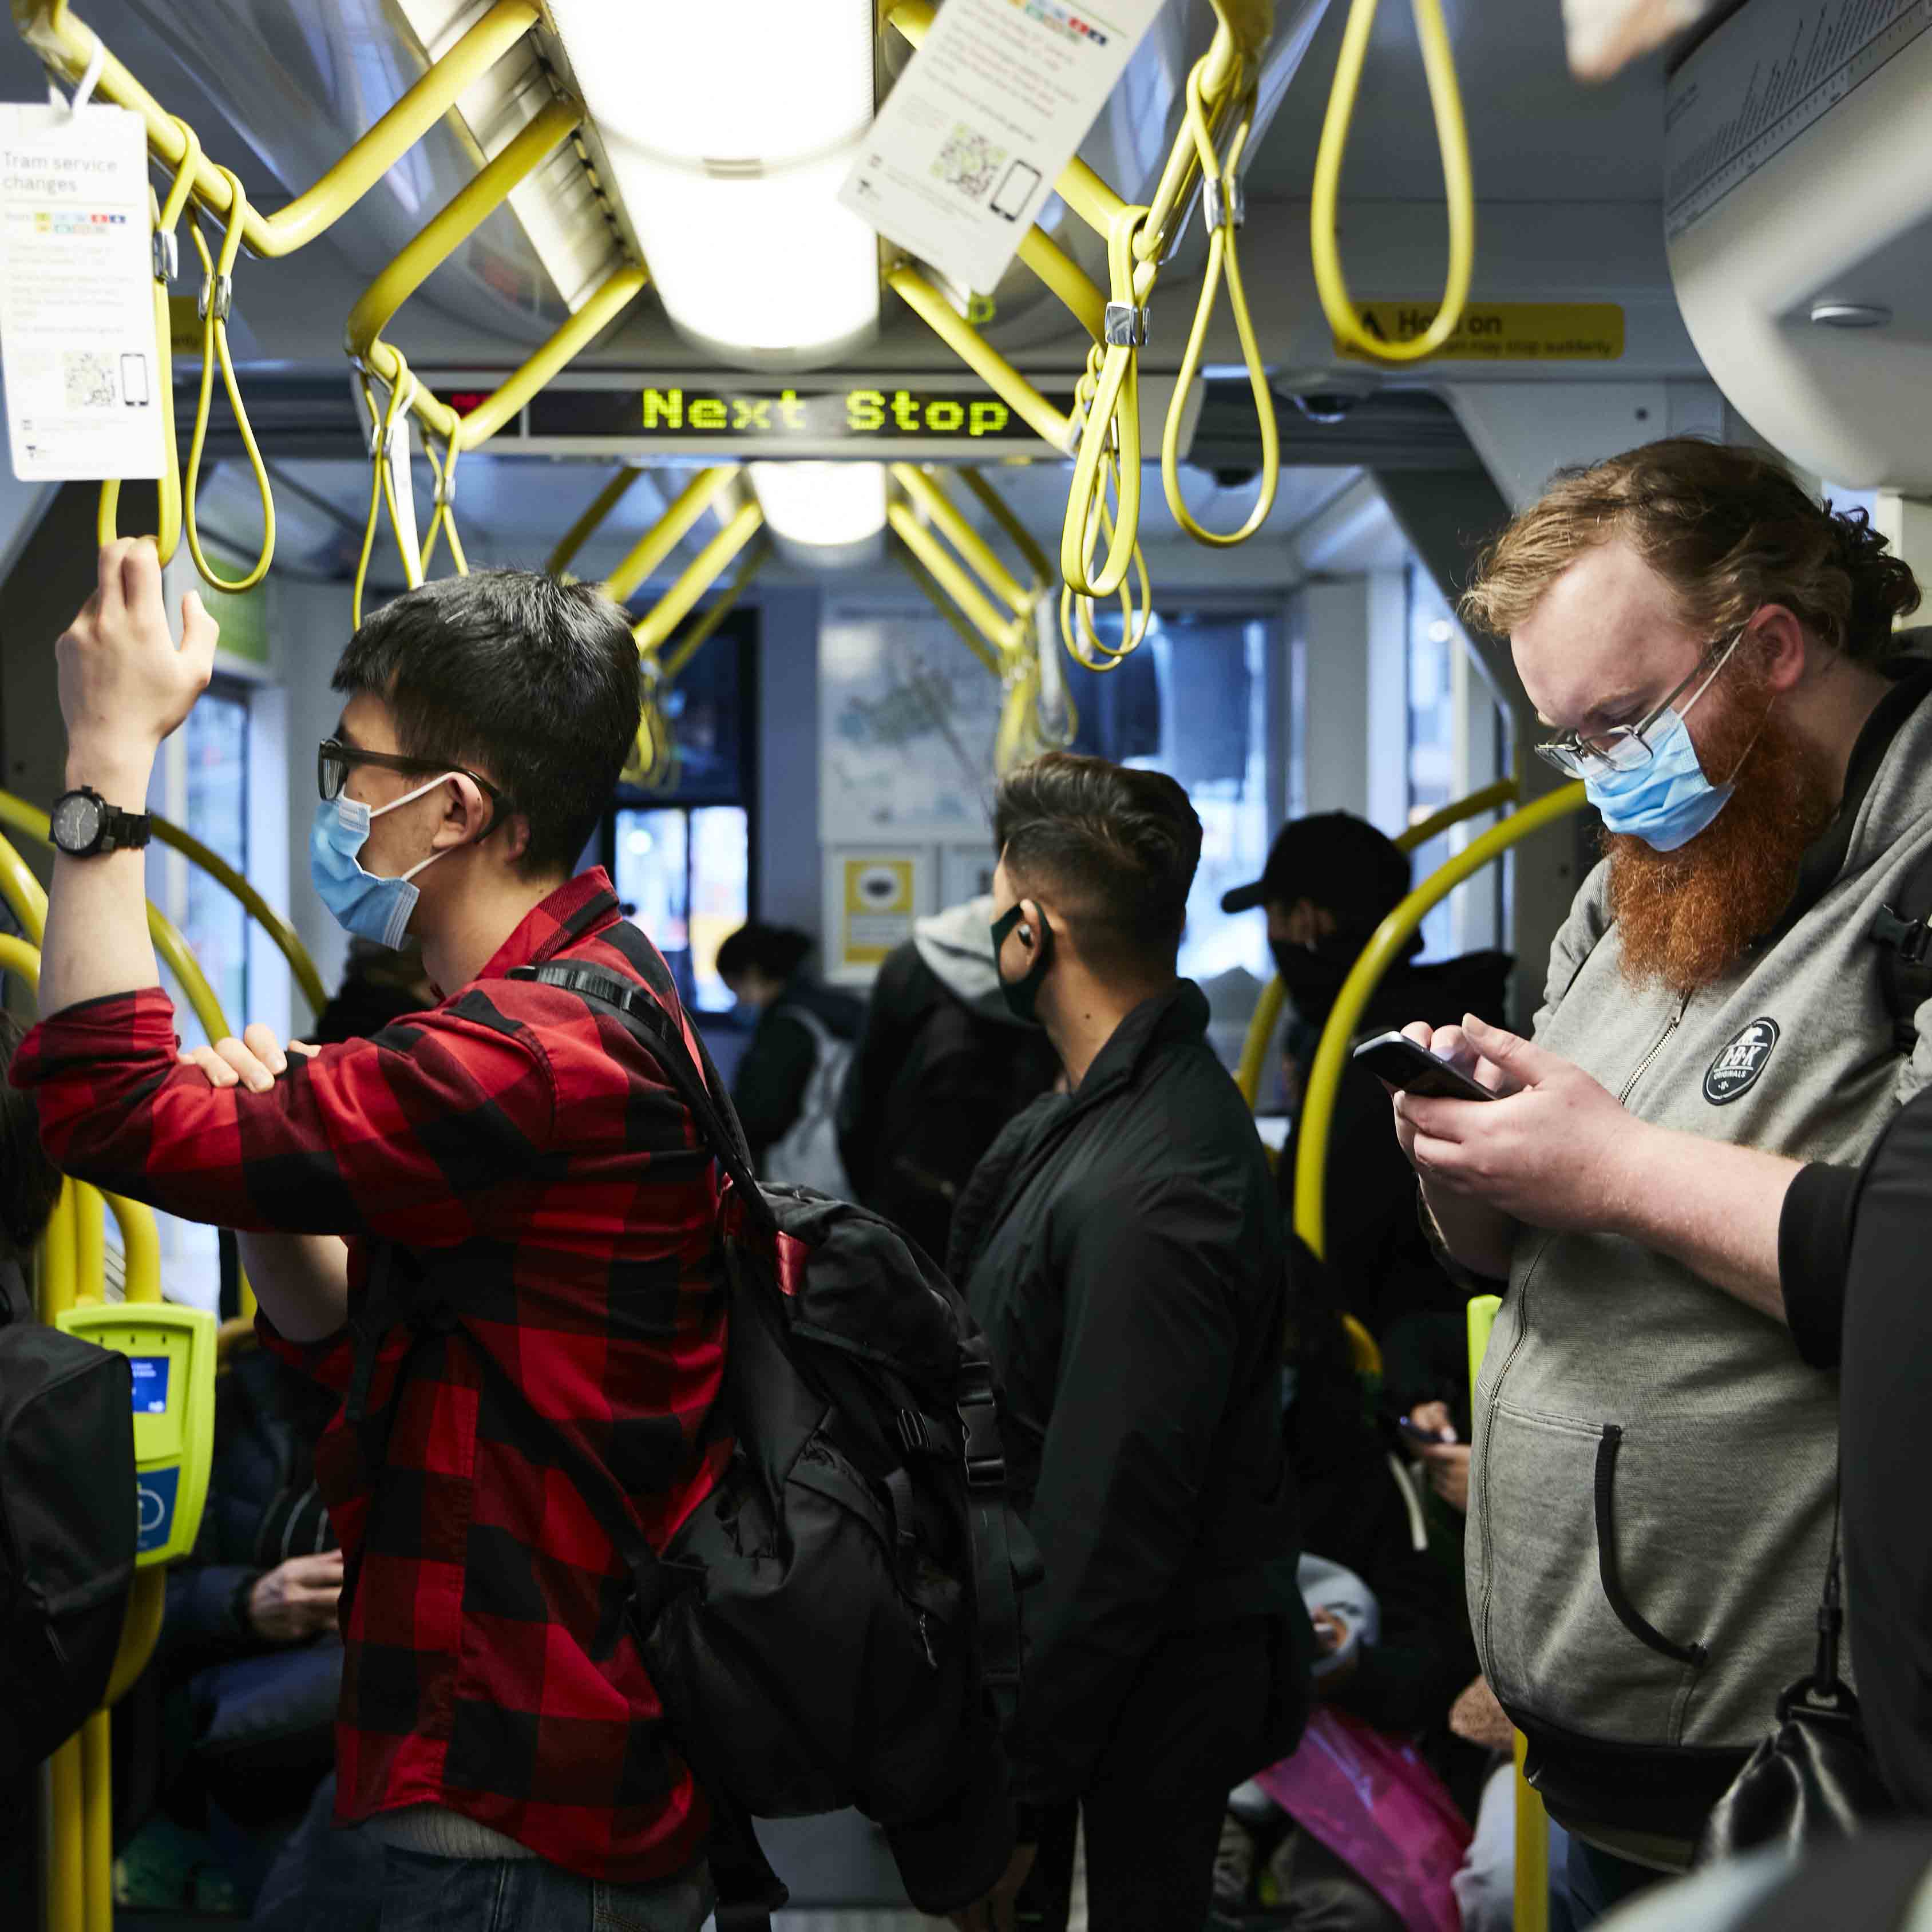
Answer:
[
  {"xmin": 833, "ymin": 851, "xmax": 925, "ymax": 977},
  {"xmin": 819, "ymin": 606, "xmax": 1004, "ymax": 842}
]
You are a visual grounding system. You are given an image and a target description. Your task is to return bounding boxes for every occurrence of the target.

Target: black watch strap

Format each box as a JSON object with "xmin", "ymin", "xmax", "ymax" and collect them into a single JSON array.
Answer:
[{"xmin": 53, "ymin": 786, "xmax": 151, "ymax": 857}]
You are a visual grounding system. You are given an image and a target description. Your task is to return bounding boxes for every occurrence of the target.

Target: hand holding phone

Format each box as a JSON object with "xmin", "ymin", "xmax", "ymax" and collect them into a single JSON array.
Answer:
[{"xmin": 1352, "ymin": 1030, "xmax": 1496, "ymax": 1102}]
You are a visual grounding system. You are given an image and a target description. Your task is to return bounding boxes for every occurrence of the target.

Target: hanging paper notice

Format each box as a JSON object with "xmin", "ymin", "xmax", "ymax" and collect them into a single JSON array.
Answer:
[
  {"xmin": 0, "ymin": 101, "xmax": 162, "ymax": 482},
  {"xmin": 839, "ymin": 0, "xmax": 1163, "ymax": 295}
]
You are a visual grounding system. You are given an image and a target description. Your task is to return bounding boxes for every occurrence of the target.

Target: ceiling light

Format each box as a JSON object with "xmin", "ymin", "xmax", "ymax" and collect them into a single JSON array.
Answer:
[
  {"xmin": 750, "ymin": 462, "xmax": 888, "ymax": 562},
  {"xmin": 545, "ymin": 1, "xmax": 880, "ymax": 370},
  {"xmin": 1810, "ymin": 301, "xmax": 1893, "ymax": 330}
]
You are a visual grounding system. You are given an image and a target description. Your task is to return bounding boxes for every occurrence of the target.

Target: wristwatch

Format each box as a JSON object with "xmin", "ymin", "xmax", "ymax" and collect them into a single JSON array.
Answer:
[{"xmin": 50, "ymin": 786, "xmax": 151, "ymax": 858}]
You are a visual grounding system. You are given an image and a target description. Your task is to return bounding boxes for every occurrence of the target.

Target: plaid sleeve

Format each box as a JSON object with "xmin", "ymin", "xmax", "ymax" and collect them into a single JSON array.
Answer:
[{"xmin": 16, "ymin": 987, "xmax": 556, "ymax": 1241}]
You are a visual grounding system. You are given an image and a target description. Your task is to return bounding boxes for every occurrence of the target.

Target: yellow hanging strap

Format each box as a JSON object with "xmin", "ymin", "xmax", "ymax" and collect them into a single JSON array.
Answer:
[
  {"xmin": 182, "ymin": 163, "xmax": 276, "ymax": 591},
  {"xmin": 1311, "ymin": 0, "xmax": 1475, "ymax": 362},
  {"xmin": 1060, "ymin": 457, "xmax": 1152, "ymax": 672},
  {"xmin": 1162, "ymin": 70, "xmax": 1277, "ymax": 545},
  {"xmin": 1059, "ymin": 205, "xmax": 1149, "ymax": 603},
  {"xmin": 98, "ymin": 116, "xmax": 201, "ymax": 561},
  {"xmin": 351, "ymin": 369, "xmax": 417, "ymax": 630},
  {"xmin": 418, "ymin": 433, "xmax": 467, "ymax": 579}
]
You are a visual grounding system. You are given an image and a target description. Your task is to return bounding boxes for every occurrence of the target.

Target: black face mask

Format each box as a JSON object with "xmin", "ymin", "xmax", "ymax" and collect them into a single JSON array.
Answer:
[
  {"xmin": 991, "ymin": 902, "xmax": 1054, "ymax": 1023},
  {"xmin": 1270, "ymin": 937, "xmax": 1354, "ymax": 1024}
]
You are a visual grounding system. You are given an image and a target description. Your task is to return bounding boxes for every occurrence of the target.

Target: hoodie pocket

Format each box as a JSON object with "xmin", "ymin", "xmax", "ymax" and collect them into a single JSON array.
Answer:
[{"xmin": 1475, "ymin": 1400, "xmax": 1707, "ymax": 1747}]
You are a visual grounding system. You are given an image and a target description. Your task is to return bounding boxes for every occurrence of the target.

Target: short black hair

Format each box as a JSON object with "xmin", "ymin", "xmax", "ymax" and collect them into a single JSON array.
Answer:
[
  {"xmin": 334, "ymin": 571, "xmax": 642, "ymax": 877},
  {"xmin": 993, "ymin": 751, "xmax": 1202, "ymax": 979},
  {"xmin": 715, "ymin": 924, "xmax": 814, "ymax": 983},
  {"xmin": 0, "ymin": 1011, "xmax": 61, "ymax": 1256}
]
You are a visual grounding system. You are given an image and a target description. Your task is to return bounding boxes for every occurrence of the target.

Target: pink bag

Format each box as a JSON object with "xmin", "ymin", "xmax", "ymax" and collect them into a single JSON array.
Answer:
[{"xmin": 1253, "ymin": 1705, "xmax": 1473, "ymax": 1932}]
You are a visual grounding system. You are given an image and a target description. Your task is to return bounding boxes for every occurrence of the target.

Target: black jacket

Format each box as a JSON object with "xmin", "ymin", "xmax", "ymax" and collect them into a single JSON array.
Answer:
[
  {"xmin": 1284, "ymin": 949, "xmax": 1511, "ymax": 1339},
  {"xmin": 731, "ymin": 973, "xmax": 864, "ymax": 1159},
  {"xmin": 1781, "ymin": 1100, "xmax": 1932, "ymax": 1817},
  {"xmin": 951, "ymin": 982, "xmax": 1304, "ymax": 1806}
]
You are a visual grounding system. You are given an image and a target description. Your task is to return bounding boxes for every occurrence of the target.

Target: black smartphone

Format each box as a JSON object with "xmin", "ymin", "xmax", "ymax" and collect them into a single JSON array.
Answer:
[
  {"xmin": 1351, "ymin": 1030, "xmax": 1496, "ymax": 1102},
  {"xmin": 1394, "ymin": 1413, "xmax": 1456, "ymax": 1447}
]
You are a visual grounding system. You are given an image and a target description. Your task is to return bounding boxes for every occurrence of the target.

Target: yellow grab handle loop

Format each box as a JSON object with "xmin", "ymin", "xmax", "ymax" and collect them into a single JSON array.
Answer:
[
  {"xmin": 183, "ymin": 165, "xmax": 276, "ymax": 591},
  {"xmin": 418, "ymin": 434, "xmax": 468, "ymax": 579},
  {"xmin": 98, "ymin": 115, "xmax": 202, "ymax": 562},
  {"xmin": 1162, "ymin": 79, "xmax": 1277, "ymax": 547},
  {"xmin": 1059, "ymin": 208, "xmax": 1149, "ymax": 601},
  {"xmin": 1311, "ymin": 0, "xmax": 1475, "ymax": 362},
  {"xmin": 1060, "ymin": 468, "xmax": 1151, "ymax": 672},
  {"xmin": 351, "ymin": 370, "xmax": 417, "ymax": 629}
]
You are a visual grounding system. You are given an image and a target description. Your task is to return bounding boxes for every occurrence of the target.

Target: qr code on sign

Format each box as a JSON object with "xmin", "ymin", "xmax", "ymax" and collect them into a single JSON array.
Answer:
[
  {"xmin": 933, "ymin": 123, "xmax": 1006, "ymax": 201},
  {"xmin": 63, "ymin": 351, "xmax": 116, "ymax": 409}
]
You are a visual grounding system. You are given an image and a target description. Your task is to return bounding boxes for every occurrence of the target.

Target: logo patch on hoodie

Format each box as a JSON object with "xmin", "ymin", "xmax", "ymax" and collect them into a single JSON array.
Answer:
[{"xmin": 1704, "ymin": 1018, "xmax": 1779, "ymax": 1105}]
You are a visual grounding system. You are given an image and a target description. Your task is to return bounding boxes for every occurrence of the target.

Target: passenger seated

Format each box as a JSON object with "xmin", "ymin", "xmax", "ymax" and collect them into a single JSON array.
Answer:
[
  {"xmin": 715, "ymin": 921, "xmax": 862, "ymax": 1189},
  {"xmin": 1222, "ymin": 814, "xmax": 1511, "ymax": 1337},
  {"xmin": 835, "ymin": 893, "xmax": 1061, "ymax": 1262}
]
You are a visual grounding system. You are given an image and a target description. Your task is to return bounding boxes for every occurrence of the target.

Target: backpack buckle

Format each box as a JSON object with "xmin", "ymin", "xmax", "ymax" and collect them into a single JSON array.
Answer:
[
  {"xmin": 1874, "ymin": 902, "xmax": 1932, "ymax": 966},
  {"xmin": 896, "ymin": 1409, "xmax": 929, "ymax": 1455},
  {"xmin": 956, "ymin": 1371, "xmax": 1004, "ymax": 1489}
]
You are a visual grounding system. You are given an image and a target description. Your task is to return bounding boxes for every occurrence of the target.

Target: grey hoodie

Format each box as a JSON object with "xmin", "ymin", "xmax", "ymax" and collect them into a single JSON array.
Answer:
[
  {"xmin": 1468, "ymin": 672, "xmax": 1932, "ymax": 1839},
  {"xmin": 913, "ymin": 894, "xmax": 1032, "ymax": 1027}
]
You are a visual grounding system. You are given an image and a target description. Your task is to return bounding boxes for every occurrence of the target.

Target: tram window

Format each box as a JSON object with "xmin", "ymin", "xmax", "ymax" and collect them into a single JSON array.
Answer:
[
  {"xmin": 606, "ymin": 611, "xmax": 755, "ymax": 1013},
  {"xmin": 1404, "ymin": 568, "xmax": 1511, "ymax": 959},
  {"xmin": 143, "ymin": 676, "xmax": 252, "ymax": 1309},
  {"xmin": 1066, "ymin": 609, "xmax": 1281, "ymax": 983}
]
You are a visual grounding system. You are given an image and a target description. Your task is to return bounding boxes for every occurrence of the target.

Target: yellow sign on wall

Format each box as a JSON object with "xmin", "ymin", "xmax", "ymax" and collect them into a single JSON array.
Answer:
[
  {"xmin": 1336, "ymin": 302, "xmax": 1625, "ymax": 363},
  {"xmin": 840, "ymin": 855, "xmax": 919, "ymax": 972}
]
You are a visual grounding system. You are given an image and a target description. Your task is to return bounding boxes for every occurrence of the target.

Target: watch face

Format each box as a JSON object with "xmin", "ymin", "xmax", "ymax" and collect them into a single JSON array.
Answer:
[{"xmin": 53, "ymin": 791, "xmax": 103, "ymax": 853}]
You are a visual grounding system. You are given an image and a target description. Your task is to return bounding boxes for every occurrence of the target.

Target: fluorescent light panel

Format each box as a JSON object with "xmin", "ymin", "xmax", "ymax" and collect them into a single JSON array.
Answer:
[
  {"xmin": 750, "ymin": 461, "xmax": 888, "ymax": 548},
  {"xmin": 547, "ymin": 0, "xmax": 881, "ymax": 370}
]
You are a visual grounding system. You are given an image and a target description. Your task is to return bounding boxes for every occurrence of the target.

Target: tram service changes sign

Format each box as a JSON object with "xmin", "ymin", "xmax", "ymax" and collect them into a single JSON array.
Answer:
[{"xmin": 512, "ymin": 377, "xmax": 1082, "ymax": 457}]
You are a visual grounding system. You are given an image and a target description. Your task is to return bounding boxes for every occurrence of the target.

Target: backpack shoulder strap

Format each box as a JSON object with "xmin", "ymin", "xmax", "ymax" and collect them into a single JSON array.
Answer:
[
  {"xmin": 513, "ymin": 961, "xmax": 775, "ymax": 1232},
  {"xmin": 1871, "ymin": 844, "xmax": 1932, "ymax": 1055}
]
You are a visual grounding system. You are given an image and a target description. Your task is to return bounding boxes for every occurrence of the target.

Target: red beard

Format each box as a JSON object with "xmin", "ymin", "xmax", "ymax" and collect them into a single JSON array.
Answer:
[{"xmin": 1606, "ymin": 685, "xmax": 1836, "ymax": 993}]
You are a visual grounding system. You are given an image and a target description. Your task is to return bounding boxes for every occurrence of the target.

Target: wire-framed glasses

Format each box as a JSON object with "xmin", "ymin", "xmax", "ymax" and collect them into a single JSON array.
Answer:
[{"xmin": 1534, "ymin": 627, "xmax": 1747, "ymax": 780}]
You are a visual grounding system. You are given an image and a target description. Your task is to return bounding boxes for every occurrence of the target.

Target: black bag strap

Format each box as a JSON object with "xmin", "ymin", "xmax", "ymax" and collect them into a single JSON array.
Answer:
[
  {"xmin": 511, "ymin": 962, "xmax": 777, "ymax": 1234},
  {"xmin": 1871, "ymin": 845, "xmax": 1932, "ymax": 1055}
]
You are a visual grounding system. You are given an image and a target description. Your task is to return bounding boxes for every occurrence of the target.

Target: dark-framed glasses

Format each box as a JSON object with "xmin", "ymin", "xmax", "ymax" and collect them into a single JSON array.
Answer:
[
  {"xmin": 316, "ymin": 737, "xmax": 502, "ymax": 809},
  {"xmin": 1534, "ymin": 627, "xmax": 1748, "ymax": 780}
]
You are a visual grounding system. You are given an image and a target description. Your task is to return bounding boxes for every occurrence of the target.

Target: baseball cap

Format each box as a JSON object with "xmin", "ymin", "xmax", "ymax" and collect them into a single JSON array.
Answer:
[{"xmin": 1221, "ymin": 812, "xmax": 1413, "ymax": 920}]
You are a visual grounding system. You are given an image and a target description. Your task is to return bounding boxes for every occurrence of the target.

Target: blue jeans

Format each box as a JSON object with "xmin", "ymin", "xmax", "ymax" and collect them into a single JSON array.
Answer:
[
  {"xmin": 1565, "ymin": 1834, "xmax": 1668, "ymax": 1927},
  {"xmin": 371, "ymin": 1847, "xmax": 713, "ymax": 1932}
]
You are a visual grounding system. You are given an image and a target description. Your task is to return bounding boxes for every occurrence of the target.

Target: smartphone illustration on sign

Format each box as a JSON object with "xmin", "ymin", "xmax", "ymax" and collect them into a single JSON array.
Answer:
[
  {"xmin": 120, "ymin": 352, "xmax": 149, "ymax": 407},
  {"xmin": 991, "ymin": 159, "xmax": 1041, "ymax": 221}
]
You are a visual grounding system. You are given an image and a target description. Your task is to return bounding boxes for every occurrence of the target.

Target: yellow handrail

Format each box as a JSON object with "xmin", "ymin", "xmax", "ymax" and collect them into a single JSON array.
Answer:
[
  {"xmin": 149, "ymin": 813, "xmax": 326, "ymax": 1019},
  {"xmin": 1467, "ymin": 1292, "xmax": 1550, "ymax": 1932},
  {"xmin": 606, "ymin": 468, "xmax": 741, "ymax": 605},
  {"xmin": 897, "ymin": 538, "xmax": 1007, "ymax": 679},
  {"xmin": 888, "ymin": 501, "xmax": 1025, "ymax": 660},
  {"xmin": 15, "ymin": 0, "xmax": 546, "ymax": 259},
  {"xmin": 632, "ymin": 501, "xmax": 766, "ymax": 658},
  {"xmin": 1294, "ymin": 785, "xmax": 1587, "ymax": 1257},
  {"xmin": 1235, "ymin": 781, "xmax": 1521, "ymax": 1111},
  {"xmin": 660, "ymin": 535, "xmax": 769, "ymax": 685},
  {"xmin": 0, "ymin": 825, "xmax": 47, "ymax": 941},
  {"xmin": 1235, "ymin": 974, "xmax": 1286, "ymax": 1108},
  {"xmin": 891, "ymin": 465, "xmax": 1035, "ymax": 621},
  {"xmin": 548, "ymin": 465, "xmax": 646, "ymax": 579}
]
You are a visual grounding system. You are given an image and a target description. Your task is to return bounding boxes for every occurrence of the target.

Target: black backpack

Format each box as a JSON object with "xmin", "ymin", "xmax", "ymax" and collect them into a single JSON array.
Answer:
[
  {"xmin": 1871, "ymin": 849, "xmax": 1932, "ymax": 1052},
  {"xmin": 0, "ymin": 1260, "xmax": 137, "ymax": 1777},
  {"xmin": 872, "ymin": 984, "xmax": 1060, "ymax": 1262},
  {"xmin": 350, "ymin": 962, "xmax": 1038, "ymax": 1928}
]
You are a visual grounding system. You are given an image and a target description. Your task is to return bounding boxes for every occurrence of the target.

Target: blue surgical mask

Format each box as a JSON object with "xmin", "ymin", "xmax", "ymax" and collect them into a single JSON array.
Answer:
[
  {"xmin": 308, "ymin": 773, "xmax": 456, "ymax": 950},
  {"xmin": 1585, "ymin": 707, "xmax": 1733, "ymax": 853}
]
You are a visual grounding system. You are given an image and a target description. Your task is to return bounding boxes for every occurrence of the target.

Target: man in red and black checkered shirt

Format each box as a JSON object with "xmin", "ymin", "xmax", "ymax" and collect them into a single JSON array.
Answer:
[{"xmin": 16, "ymin": 543, "xmax": 731, "ymax": 1930}]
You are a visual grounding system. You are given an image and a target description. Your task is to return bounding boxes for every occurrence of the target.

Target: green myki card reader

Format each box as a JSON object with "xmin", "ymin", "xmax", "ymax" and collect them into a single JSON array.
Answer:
[{"xmin": 56, "ymin": 1302, "xmax": 216, "ymax": 1567}]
